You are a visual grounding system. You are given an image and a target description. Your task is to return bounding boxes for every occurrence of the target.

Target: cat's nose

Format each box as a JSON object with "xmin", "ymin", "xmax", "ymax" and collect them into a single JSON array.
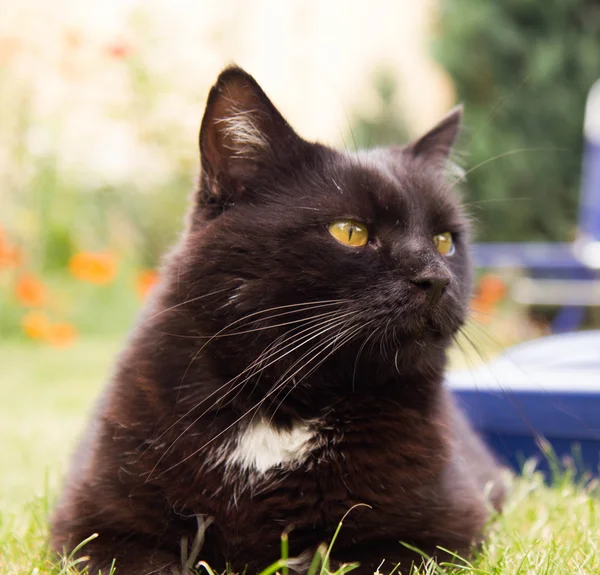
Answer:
[{"xmin": 410, "ymin": 273, "xmax": 450, "ymax": 302}]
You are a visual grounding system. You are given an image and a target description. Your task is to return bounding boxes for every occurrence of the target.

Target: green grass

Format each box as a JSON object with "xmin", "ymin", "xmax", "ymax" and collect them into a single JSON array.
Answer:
[
  {"xmin": 1, "ymin": 339, "xmax": 599, "ymax": 574},
  {"xmin": 0, "ymin": 338, "xmax": 120, "ymax": 574}
]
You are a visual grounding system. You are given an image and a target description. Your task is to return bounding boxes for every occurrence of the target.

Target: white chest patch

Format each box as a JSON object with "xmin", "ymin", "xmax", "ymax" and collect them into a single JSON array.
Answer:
[{"xmin": 226, "ymin": 418, "xmax": 317, "ymax": 474}]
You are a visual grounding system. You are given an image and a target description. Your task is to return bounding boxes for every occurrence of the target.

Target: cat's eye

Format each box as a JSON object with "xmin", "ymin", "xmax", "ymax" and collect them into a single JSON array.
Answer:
[
  {"xmin": 434, "ymin": 232, "xmax": 454, "ymax": 256},
  {"xmin": 328, "ymin": 220, "xmax": 369, "ymax": 247}
]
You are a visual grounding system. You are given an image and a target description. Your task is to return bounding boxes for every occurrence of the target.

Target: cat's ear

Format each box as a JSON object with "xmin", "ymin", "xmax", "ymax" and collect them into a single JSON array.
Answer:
[
  {"xmin": 406, "ymin": 105, "xmax": 463, "ymax": 166},
  {"xmin": 198, "ymin": 66, "xmax": 301, "ymax": 211}
]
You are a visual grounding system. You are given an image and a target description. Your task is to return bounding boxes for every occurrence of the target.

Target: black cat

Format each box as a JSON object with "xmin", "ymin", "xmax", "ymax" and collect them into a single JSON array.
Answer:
[{"xmin": 51, "ymin": 66, "xmax": 506, "ymax": 575}]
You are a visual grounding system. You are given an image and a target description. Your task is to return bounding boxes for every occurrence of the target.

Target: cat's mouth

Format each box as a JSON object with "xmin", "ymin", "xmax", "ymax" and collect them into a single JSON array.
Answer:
[{"xmin": 359, "ymin": 287, "xmax": 462, "ymax": 341}]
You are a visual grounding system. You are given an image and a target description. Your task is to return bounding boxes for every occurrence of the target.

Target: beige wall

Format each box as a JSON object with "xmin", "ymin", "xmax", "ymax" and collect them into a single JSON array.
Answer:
[{"xmin": 0, "ymin": 0, "xmax": 454, "ymax": 186}]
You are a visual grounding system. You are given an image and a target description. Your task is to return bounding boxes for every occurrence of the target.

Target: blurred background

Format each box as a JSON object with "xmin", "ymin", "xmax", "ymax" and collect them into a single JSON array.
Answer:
[
  {"xmin": 1, "ymin": 0, "xmax": 600, "ymax": 505},
  {"xmin": 2, "ymin": 0, "xmax": 599, "ymax": 348}
]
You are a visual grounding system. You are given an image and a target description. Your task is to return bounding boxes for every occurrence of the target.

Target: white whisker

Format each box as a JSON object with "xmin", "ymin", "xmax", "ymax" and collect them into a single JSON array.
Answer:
[{"xmin": 144, "ymin": 312, "xmax": 357, "ymax": 479}]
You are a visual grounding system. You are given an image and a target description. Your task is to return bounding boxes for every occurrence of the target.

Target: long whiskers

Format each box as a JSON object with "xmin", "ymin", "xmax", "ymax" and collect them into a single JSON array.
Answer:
[
  {"xmin": 176, "ymin": 300, "xmax": 349, "ymax": 391},
  {"xmin": 205, "ymin": 312, "xmax": 358, "ymax": 411},
  {"xmin": 139, "ymin": 286, "xmax": 233, "ymax": 327},
  {"xmin": 153, "ymin": 319, "xmax": 367, "ymax": 480},
  {"xmin": 448, "ymin": 147, "xmax": 567, "ymax": 193},
  {"xmin": 140, "ymin": 305, "xmax": 350, "ymax": 458},
  {"xmin": 352, "ymin": 326, "xmax": 379, "ymax": 389},
  {"xmin": 143, "ymin": 310, "xmax": 358, "ymax": 480},
  {"xmin": 263, "ymin": 320, "xmax": 362, "ymax": 417},
  {"xmin": 266, "ymin": 321, "xmax": 372, "ymax": 425}
]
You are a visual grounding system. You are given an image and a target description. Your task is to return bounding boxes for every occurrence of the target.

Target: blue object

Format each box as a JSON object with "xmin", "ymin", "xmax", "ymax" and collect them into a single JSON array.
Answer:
[
  {"xmin": 447, "ymin": 330, "xmax": 600, "ymax": 475},
  {"xmin": 580, "ymin": 79, "xmax": 600, "ymax": 242},
  {"xmin": 580, "ymin": 139, "xmax": 600, "ymax": 243},
  {"xmin": 469, "ymin": 79, "xmax": 600, "ymax": 332},
  {"xmin": 471, "ymin": 242, "xmax": 578, "ymax": 270}
]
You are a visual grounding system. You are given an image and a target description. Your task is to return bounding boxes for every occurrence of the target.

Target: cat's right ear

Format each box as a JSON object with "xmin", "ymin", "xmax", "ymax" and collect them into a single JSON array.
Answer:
[
  {"xmin": 197, "ymin": 66, "xmax": 301, "ymax": 215},
  {"xmin": 405, "ymin": 105, "xmax": 463, "ymax": 169}
]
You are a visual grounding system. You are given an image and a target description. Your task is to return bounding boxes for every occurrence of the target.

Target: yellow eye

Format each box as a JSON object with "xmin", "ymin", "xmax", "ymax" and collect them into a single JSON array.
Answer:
[
  {"xmin": 434, "ymin": 232, "xmax": 454, "ymax": 256},
  {"xmin": 328, "ymin": 220, "xmax": 369, "ymax": 247}
]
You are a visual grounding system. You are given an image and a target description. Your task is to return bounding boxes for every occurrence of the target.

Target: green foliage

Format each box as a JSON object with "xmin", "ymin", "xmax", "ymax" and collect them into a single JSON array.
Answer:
[
  {"xmin": 434, "ymin": 0, "xmax": 600, "ymax": 241},
  {"xmin": 346, "ymin": 69, "xmax": 409, "ymax": 151},
  {"xmin": 0, "ymin": 11, "xmax": 194, "ymax": 340}
]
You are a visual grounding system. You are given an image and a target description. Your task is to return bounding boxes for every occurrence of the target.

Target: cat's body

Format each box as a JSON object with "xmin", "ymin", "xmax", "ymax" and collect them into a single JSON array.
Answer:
[{"xmin": 51, "ymin": 67, "xmax": 506, "ymax": 575}]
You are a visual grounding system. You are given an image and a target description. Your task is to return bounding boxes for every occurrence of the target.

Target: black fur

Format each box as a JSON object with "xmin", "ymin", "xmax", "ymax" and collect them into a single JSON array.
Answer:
[{"xmin": 51, "ymin": 66, "xmax": 506, "ymax": 575}]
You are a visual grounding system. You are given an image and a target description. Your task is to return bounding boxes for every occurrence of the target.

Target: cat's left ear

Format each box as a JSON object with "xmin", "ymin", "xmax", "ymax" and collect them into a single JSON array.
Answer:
[
  {"xmin": 406, "ymin": 105, "xmax": 463, "ymax": 167},
  {"xmin": 197, "ymin": 66, "xmax": 302, "ymax": 214}
]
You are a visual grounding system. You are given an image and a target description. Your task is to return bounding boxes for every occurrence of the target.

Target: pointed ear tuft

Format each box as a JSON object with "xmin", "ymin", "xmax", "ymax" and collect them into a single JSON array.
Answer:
[
  {"xmin": 407, "ymin": 105, "xmax": 463, "ymax": 166},
  {"xmin": 199, "ymin": 66, "xmax": 299, "ymax": 185}
]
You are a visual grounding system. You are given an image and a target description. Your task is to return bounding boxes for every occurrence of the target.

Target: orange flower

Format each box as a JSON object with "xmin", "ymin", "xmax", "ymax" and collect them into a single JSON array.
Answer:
[
  {"xmin": 0, "ymin": 243, "xmax": 21, "ymax": 268},
  {"xmin": 0, "ymin": 228, "xmax": 22, "ymax": 268},
  {"xmin": 105, "ymin": 40, "xmax": 131, "ymax": 60},
  {"xmin": 477, "ymin": 274, "xmax": 507, "ymax": 305},
  {"xmin": 21, "ymin": 311, "xmax": 77, "ymax": 347},
  {"xmin": 21, "ymin": 311, "xmax": 51, "ymax": 340},
  {"xmin": 0, "ymin": 36, "xmax": 21, "ymax": 65},
  {"xmin": 46, "ymin": 322, "xmax": 77, "ymax": 348},
  {"xmin": 471, "ymin": 274, "xmax": 508, "ymax": 323},
  {"xmin": 470, "ymin": 296, "xmax": 492, "ymax": 321},
  {"xmin": 15, "ymin": 273, "xmax": 45, "ymax": 307},
  {"xmin": 136, "ymin": 269, "xmax": 159, "ymax": 299},
  {"xmin": 69, "ymin": 251, "xmax": 117, "ymax": 285},
  {"xmin": 64, "ymin": 29, "xmax": 82, "ymax": 50}
]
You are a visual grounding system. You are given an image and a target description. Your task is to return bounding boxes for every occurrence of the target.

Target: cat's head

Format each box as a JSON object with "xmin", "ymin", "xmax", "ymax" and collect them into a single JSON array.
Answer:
[{"xmin": 161, "ymin": 66, "xmax": 471, "ymax": 383}]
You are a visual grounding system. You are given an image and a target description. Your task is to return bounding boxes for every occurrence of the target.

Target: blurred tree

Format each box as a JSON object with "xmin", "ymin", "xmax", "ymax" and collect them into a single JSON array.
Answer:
[
  {"xmin": 346, "ymin": 69, "xmax": 409, "ymax": 150},
  {"xmin": 434, "ymin": 0, "xmax": 600, "ymax": 241}
]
